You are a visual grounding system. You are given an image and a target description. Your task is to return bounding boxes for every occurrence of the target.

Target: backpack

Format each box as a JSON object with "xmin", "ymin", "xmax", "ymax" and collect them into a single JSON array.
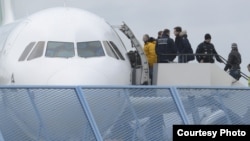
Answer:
[
  {"xmin": 127, "ymin": 50, "xmax": 141, "ymax": 68},
  {"xmin": 186, "ymin": 46, "xmax": 194, "ymax": 61},
  {"xmin": 182, "ymin": 37, "xmax": 194, "ymax": 61}
]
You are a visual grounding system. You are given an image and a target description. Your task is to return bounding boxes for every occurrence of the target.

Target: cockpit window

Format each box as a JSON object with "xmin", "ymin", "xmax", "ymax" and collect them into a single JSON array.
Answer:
[
  {"xmin": 109, "ymin": 41, "xmax": 125, "ymax": 60},
  {"xmin": 103, "ymin": 41, "xmax": 125, "ymax": 60},
  {"xmin": 77, "ymin": 41, "xmax": 105, "ymax": 58},
  {"xmin": 103, "ymin": 41, "xmax": 119, "ymax": 59},
  {"xmin": 27, "ymin": 41, "xmax": 45, "ymax": 61},
  {"xmin": 45, "ymin": 41, "xmax": 75, "ymax": 58},
  {"xmin": 18, "ymin": 42, "xmax": 36, "ymax": 61}
]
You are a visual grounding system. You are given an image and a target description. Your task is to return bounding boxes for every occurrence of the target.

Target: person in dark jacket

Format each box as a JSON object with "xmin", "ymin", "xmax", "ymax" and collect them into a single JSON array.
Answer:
[
  {"xmin": 224, "ymin": 43, "xmax": 241, "ymax": 80},
  {"xmin": 174, "ymin": 26, "xmax": 185, "ymax": 63},
  {"xmin": 155, "ymin": 29, "xmax": 176, "ymax": 63},
  {"xmin": 195, "ymin": 33, "xmax": 223, "ymax": 63}
]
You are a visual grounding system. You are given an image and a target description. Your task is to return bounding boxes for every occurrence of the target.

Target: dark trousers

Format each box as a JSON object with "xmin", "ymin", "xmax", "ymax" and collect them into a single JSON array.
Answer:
[{"xmin": 178, "ymin": 55, "xmax": 188, "ymax": 63}]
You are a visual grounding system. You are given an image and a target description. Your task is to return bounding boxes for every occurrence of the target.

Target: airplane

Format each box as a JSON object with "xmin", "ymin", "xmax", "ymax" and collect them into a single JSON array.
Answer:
[
  {"xmin": 0, "ymin": 2, "xmax": 134, "ymax": 86},
  {"xmin": 0, "ymin": 0, "xmax": 161, "ymax": 140},
  {"xmin": 1, "ymin": 1, "xmax": 249, "ymax": 141},
  {"xmin": 0, "ymin": 0, "xmax": 140, "ymax": 140}
]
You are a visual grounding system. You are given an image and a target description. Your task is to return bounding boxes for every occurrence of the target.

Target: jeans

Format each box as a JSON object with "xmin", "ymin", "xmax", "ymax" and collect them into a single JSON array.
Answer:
[
  {"xmin": 229, "ymin": 69, "xmax": 241, "ymax": 80},
  {"xmin": 149, "ymin": 67, "xmax": 153, "ymax": 84}
]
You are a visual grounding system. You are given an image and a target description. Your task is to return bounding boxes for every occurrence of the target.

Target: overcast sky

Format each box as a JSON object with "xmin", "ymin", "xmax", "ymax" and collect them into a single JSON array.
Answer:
[{"xmin": 2, "ymin": 0, "xmax": 250, "ymax": 85}]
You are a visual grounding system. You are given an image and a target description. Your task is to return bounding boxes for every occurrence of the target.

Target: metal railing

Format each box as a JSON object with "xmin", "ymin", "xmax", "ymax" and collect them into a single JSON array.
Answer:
[{"xmin": 155, "ymin": 53, "xmax": 250, "ymax": 81}]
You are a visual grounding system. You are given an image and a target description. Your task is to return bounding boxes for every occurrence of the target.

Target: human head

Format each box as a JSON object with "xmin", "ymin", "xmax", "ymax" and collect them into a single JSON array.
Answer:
[
  {"xmin": 231, "ymin": 43, "xmax": 237, "ymax": 48},
  {"xmin": 204, "ymin": 33, "xmax": 211, "ymax": 42},
  {"xmin": 174, "ymin": 26, "xmax": 182, "ymax": 36},
  {"xmin": 205, "ymin": 33, "xmax": 211, "ymax": 39},
  {"xmin": 163, "ymin": 29, "xmax": 170, "ymax": 36},
  {"xmin": 158, "ymin": 31, "xmax": 163, "ymax": 38},
  {"xmin": 143, "ymin": 34, "xmax": 149, "ymax": 43}
]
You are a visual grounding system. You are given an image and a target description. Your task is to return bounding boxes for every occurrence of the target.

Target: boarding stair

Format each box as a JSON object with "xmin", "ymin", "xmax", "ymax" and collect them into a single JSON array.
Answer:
[
  {"xmin": 218, "ymin": 54, "xmax": 249, "ymax": 82},
  {"xmin": 113, "ymin": 22, "xmax": 150, "ymax": 85}
]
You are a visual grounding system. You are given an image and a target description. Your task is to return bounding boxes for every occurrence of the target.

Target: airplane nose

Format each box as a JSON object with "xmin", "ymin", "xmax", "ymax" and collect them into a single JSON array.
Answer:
[{"xmin": 47, "ymin": 67, "xmax": 109, "ymax": 85}]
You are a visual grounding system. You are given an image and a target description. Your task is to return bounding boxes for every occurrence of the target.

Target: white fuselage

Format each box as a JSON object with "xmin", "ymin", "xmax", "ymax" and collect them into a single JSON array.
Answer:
[
  {"xmin": 0, "ymin": 7, "xmax": 132, "ymax": 139},
  {"xmin": 0, "ymin": 7, "xmax": 131, "ymax": 85}
]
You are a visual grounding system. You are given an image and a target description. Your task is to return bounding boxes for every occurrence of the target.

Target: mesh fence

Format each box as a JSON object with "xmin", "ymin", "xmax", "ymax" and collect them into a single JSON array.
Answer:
[
  {"xmin": 0, "ymin": 86, "xmax": 249, "ymax": 141},
  {"xmin": 0, "ymin": 87, "xmax": 97, "ymax": 141}
]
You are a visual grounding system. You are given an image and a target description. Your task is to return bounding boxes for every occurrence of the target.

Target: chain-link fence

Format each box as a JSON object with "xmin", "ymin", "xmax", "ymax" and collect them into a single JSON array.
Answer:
[{"xmin": 0, "ymin": 86, "xmax": 249, "ymax": 141}]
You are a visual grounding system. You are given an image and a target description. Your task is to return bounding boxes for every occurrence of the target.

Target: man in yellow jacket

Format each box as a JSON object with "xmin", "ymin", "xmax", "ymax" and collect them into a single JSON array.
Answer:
[{"xmin": 143, "ymin": 34, "xmax": 157, "ymax": 84}]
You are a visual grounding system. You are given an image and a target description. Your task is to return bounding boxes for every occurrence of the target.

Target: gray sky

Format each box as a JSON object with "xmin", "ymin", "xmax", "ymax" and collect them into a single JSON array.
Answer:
[{"xmin": 3, "ymin": 0, "xmax": 250, "ymax": 85}]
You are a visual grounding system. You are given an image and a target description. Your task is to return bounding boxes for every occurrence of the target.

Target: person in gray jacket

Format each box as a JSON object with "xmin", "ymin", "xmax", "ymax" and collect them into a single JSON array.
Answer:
[{"xmin": 224, "ymin": 43, "xmax": 241, "ymax": 80}]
